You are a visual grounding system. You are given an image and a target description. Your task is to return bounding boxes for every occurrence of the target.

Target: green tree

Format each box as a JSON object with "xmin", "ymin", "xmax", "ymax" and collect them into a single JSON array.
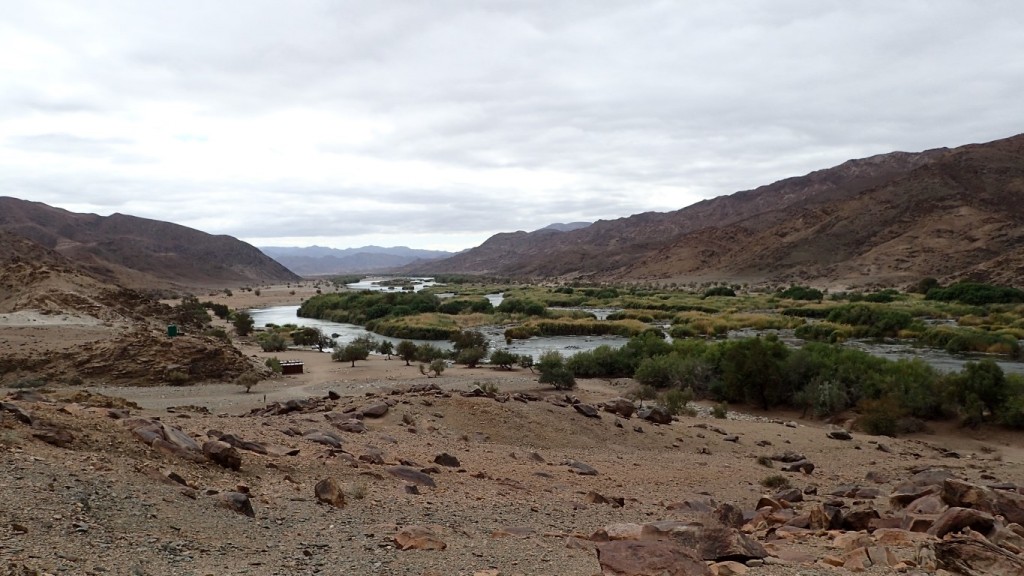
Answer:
[
  {"xmin": 396, "ymin": 340, "xmax": 418, "ymax": 366},
  {"xmin": 720, "ymin": 337, "xmax": 789, "ymax": 410},
  {"xmin": 232, "ymin": 311, "xmax": 255, "ymax": 336},
  {"xmin": 292, "ymin": 327, "xmax": 333, "ymax": 351},
  {"xmin": 537, "ymin": 350, "xmax": 575, "ymax": 390},
  {"xmin": 951, "ymin": 360, "xmax": 1008, "ymax": 424},
  {"xmin": 379, "ymin": 341, "xmax": 394, "ymax": 359},
  {"xmin": 333, "ymin": 343, "xmax": 370, "ymax": 367},
  {"xmin": 456, "ymin": 347, "xmax": 487, "ymax": 368},
  {"xmin": 490, "ymin": 349, "xmax": 517, "ymax": 370}
]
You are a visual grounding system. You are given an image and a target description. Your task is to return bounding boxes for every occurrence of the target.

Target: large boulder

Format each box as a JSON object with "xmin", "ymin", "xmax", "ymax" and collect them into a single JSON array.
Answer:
[
  {"xmin": 602, "ymin": 398, "xmax": 636, "ymax": 419},
  {"xmin": 202, "ymin": 440, "xmax": 242, "ymax": 471},
  {"xmin": 638, "ymin": 406, "xmax": 672, "ymax": 425},
  {"xmin": 314, "ymin": 478, "xmax": 346, "ymax": 508},
  {"xmin": 935, "ymin": 535, "xmax": 1024, "ymax": 576},
  {"xmin": 927, "ymin": 507, "xmax": 996, "ymax": 538},
  {"xmin": 941, "ymin": 478, "xmax": 1024, "ymax": 525},
  {"xmin": 595, "ymin": 540, "xmax": 711, "ymax": 576}
]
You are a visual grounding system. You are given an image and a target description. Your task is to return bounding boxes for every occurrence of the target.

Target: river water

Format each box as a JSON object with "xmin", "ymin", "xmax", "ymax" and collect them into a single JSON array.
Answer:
[
  {"xmin": 249, "ymin": 305, "xmax": 1024, "ymax": 375},
  {"xmin": 247, "ymin": 305, "xmax": 629, "ymax": 359}
]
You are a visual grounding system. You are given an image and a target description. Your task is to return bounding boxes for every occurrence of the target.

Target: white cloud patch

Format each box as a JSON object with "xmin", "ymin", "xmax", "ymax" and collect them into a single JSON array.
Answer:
[{"xmin": 1, "ymin": 1, "xmax": 1022, "ymax": 250}]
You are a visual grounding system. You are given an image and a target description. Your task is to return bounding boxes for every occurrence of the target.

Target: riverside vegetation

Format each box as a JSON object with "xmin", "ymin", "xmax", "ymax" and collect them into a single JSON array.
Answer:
[{"xmin": 289, "ymin": 278, "xmax": 1024, "ymax": 435}]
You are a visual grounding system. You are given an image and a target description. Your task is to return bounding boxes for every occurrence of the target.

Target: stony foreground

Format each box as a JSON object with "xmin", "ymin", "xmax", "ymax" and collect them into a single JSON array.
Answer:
[{"xmin": 2, "ymin": 381, "xmax": 1023, "ymax": 576}]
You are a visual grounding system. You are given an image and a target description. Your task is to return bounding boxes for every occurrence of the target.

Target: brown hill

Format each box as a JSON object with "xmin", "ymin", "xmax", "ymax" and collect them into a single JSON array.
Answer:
[
  {"xmin": 415, "ymin": 133, "xmax": 1024, "ymax": 288},
  {"xmin": 0, "ymin": 197, "xmax": 300, "ymax": 290}
]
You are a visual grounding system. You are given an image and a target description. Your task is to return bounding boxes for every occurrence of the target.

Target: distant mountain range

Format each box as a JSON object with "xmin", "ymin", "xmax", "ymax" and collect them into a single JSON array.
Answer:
[
  {"xmin": 259, "ymin": 245, "xmax": 454, "ymax": 276},
  {"xmin": 0, "ymin": 197, "xmax": 298, "ymax": 289},
  {"xmin": 409, "ymin": 133, "xmax": 1024, "ymax": 288}
]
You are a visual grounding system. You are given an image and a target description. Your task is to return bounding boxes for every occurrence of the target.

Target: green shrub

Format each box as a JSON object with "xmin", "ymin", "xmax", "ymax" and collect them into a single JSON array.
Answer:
[
  {"xmin": 778, "ymin": 286, "xmax": 824, "ymax": 301},
  {"xmin": 663, "ymin": 387, "xmax": 695, "ymax": 416},
  {"xmin": 489, "ymin": 349, "xmax": 518, "ymax": 369},
  {"xmin": 756, "ymin": 455, "xmax": 774, "ymax": 468},
  {"xmin": 857, "ymin": 396, "xmax": 903, "ymax": 437},
  {"xmin": 236, "ymin": 372, "xmax": 260, "ymax": 393},
  {"xmin": 265, "ymin": 357, "xmax": 283, "ymax": 374},
  {"xmin": 703, "ymin": 286, "xmax": 736, "ymax": 298},
  {"xmin": 926, "ymin": 282, "xmax": 1024, "ymax": 305},
  {"xmin": 257, "ymin": 333, "xmax": 288, "ymax": 352},
  {"xmin": 537, "ymin": 351, "xmax": 575, "ymax": 390},
  {"xmin": 711, "ymin": 402, "xmax": 728, "ymax": 419}
]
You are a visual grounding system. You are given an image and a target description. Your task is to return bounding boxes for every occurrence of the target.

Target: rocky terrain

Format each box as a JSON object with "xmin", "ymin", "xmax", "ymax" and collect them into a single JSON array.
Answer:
[
  {"xmin": 413, "ymin": 133, "xmax": 1024, "ymax": 288},
  {"xmin": 2, "ymin": 362, "xmax": 1023, "ymax": 576}
]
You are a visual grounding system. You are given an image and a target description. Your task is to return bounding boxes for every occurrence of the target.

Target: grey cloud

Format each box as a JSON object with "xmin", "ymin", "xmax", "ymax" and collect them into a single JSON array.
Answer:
[{"xmin": 2, "ymin": 1, "xmax": 1023, "ymax": 250}]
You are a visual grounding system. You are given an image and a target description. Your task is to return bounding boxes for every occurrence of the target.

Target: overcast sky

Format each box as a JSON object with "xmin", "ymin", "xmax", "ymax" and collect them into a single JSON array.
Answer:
[{"xmin": 2, "ymin": 1, "xmax": 1022, "ymax": 251}]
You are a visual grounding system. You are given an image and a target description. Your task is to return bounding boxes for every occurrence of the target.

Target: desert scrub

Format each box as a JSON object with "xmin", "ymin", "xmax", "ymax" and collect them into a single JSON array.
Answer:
[
  {"xmin": 756, "ymin": 455, "xmax": 774, "ymax": 468},
  {"xmin": 265, "ymin": 357, "xmax": 283, "ymax": 374},
  {"xmin": 711, "ymin": 402, "xmax": 728, "ymax": 419},
  {"xmin": 166, "ymin": 370, "xmax": 190, "ymax": 386},
  {"xmin": 760, "ymin": 475, "xmax": 791, "ymax": 490}
]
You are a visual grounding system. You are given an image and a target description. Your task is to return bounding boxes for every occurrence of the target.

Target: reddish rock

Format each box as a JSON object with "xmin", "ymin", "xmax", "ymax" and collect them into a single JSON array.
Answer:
[
  {"xmin": 595, "ymin": 540, "xmax": 711, "ymax": 576},
  {"xmin": 935, "ymin": 535, "xmax": 1024, "ymax": 576},
  {"xmin": 927, "ymin": 507, "xmax": 995, "ymax": 538},
  {"xmin": 218, "ymin": 491, "xmax": 255, "ymax": 518},
  {"xmin": 394, "ymin": 525, "xmax": 446, "ymax": 550},
  {"xmin": 941, "ymin": 478, "xmax": 1024, "ymax": 525},
  {"xmin": 202, "ymin": 440, "xmax": 242, "ymax": 471}
]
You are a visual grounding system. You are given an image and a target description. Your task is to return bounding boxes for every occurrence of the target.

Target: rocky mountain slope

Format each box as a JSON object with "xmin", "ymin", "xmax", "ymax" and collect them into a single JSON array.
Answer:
[
  {"xmin": 0, "ymin": 230, "xmax": 260, "ymax": 386},
  {"xmin": 0, "ymin": 197, "xmax": 300, "ymax": 290},
  {"xmin": 415, "ymin": 134, "xmax": 1024, "ymax": 288},
  {"xmin": 260, "ymin": 245, "xmax": 452, "ymax": 276}
]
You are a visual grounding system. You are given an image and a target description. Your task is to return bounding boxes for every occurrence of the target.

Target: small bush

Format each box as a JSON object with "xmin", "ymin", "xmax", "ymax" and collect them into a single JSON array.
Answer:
[
  {"xmin": 11, "ymin": 378, "xmax": 46, "ymax": 389},
  {"xmin": 236, "ymin": 372, "xmax": 260, "ymax": 393},
  {"xmin": 756, "ymin": 455, "xmax": 774, "ymax": 468},
  {"xmin": 711, "ymin": 402, "xmax": 728, "ymax": 419},
  {"xmin": 663, "ymin": 387, "xmax": 695, "ymax": 416},
  {"xmin": 265, "ymin": 357, "xmax": 283, "ymax": 374},
  {"xmin": 760, "ymin": 475, "xmax": 791, "ymax": 489},
  {"xmin": 166, "ymin": 370, "xmax": 190, "ymax": 386},
  {"xmin": 258, "ymin": 333, "xmax": 288, "ymax": 352}
]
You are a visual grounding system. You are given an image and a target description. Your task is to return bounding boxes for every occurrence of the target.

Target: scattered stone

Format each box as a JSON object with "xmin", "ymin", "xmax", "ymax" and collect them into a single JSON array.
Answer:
[
  {"xmin": 602, "ymin": 398, "xmax": 636, "ymax": 419},
  {"xmin": 723, "ymin": 435, "xmax": 739, "ymax": 443},
  {"xmin": 303, "ymin": 430, "xmax": 343, "ymax": 448},
  {"xmin": 387, "ymin": 466, "xmax": 437, "ymax": 487},
  {"xmin": 31, "ymin": 425, "xmax": 74, "ymax": 447},
  {"xmin": 202, "ymin": 440, "xmax": 242, "ymax": 471},
  {"xmin": 314, "ymin": 478, "xmax": 346, "ymax": 508},
  {"xmin": 567, "ymin": 460, "xmax": 598, "ymax": 476},
  {"xmin": 711, "ymin": 560, "xmax": 748, "ymax": 576},
  {"xmin": 573, "ymin": 403, "xmax": 600, "ymax": 418},
  {"xmin": 774, "ymin": 488, "xmax": 803, "ymax": 503},
  {"xmin": 217, "ymin": 491, "xmax": 255, "ymax": 518},
  {"xmin": 638, "ymin": 406, "xmax": 672, "ymax": 425},
  {"xmin": 360, "ymin": 402, "xmax": 389, "ymax": 418},
  {"xmin": 433, "ymin": 452, "xmax": 461, "ymax": 467},
  {"xmin": 827, "ymin": 428, "xmax": 852, "ymax": 440},
  {"xmin": 780, "ymin": 460, "xmax": 814, "ymax": 474},
  {"xmin": 771, "ymin": 450, "xmax": 806, "ymax": 463},
  {"xmin": 394, "ymin": 526, "xmax": 446, "ymax": 550}
]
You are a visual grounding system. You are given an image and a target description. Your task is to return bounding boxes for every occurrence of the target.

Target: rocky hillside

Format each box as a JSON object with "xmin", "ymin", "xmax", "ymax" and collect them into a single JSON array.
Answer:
[
  {"xmin": 0, "ymin": 197, "xmax": 300, "ymax": 289},
  {"xmin": 415, "ymin": 133, "xmax": 1024, "ymax": 288},
  {"xmin": 261, "ymin": 245, "xmax": 452, "ymax": 276}
]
